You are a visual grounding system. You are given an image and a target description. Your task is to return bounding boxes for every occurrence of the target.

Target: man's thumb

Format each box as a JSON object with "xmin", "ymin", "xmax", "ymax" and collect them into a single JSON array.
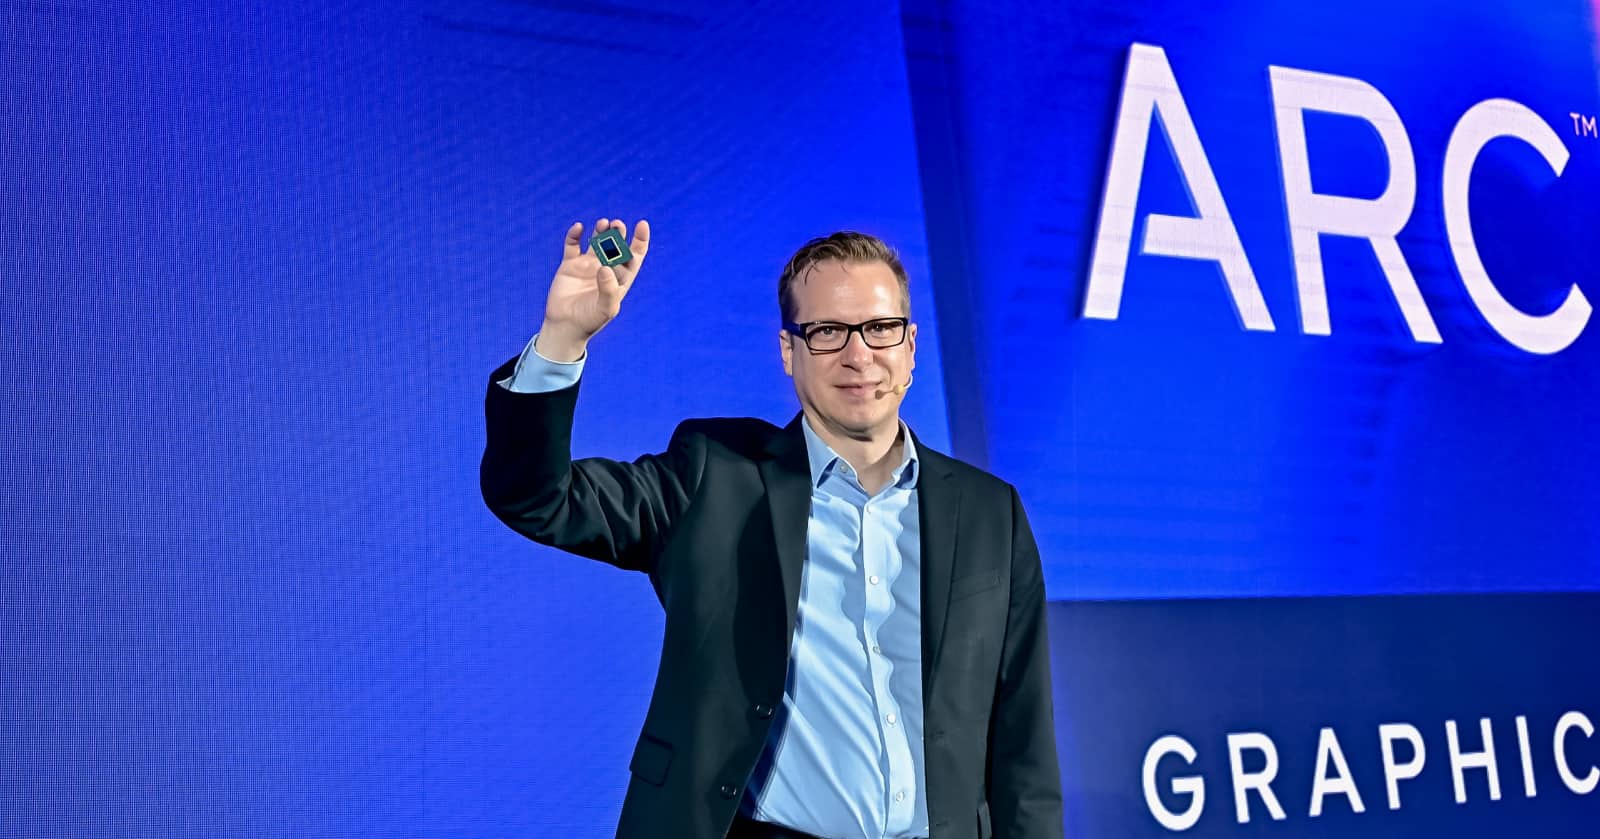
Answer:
[{"xmin": 596, "ymin": 265, "xmax": 622, "ymax": 310}]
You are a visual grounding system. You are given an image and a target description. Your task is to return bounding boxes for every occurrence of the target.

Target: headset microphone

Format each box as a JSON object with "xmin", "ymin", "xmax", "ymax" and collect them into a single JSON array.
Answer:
[{"xmin": 889, "ymin": 375, "xmax": 914, "ymax": 396}]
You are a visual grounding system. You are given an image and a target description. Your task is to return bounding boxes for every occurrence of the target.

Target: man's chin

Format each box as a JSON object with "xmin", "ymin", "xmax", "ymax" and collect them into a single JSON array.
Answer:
[{"xmin": 817, "ymin": 408, "xmax": 894, "ymax": 439}]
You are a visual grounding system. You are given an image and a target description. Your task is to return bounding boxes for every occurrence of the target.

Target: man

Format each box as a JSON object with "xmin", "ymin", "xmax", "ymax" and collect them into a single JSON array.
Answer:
[{"xmin": 481, "ymin": 219, "xmax": 1062, "ymax": 839}]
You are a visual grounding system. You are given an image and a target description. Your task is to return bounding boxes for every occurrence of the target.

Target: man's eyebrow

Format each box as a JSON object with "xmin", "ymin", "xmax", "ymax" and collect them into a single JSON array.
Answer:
[{"xmin": 802, "ymin": 316, "xmax": 904, "ymax": 324}]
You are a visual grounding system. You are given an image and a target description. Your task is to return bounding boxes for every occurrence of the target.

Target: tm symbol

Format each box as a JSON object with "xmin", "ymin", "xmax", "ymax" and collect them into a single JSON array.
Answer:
[{"xmin": 1572, "ymin": 112, "xmax": 1598, "ymax": 138}]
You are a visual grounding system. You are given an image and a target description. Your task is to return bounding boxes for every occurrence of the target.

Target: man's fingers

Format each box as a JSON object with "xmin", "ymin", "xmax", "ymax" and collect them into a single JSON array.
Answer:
[
  {"xmin": 567, "ymin": 216, "xmax": 646, "ymax": 276},
  {"xmin": 630, "ymin": 219, "xmax": 651, "ymax": 262},
  {"xmin": 595, "ymin": 264, "xmax": 625, "ymax": 312},
  {"xmin": 562, "ymin": 221, "xmax": 583, "ymax": 260},
  {"xmin": 612, "ymin": 219, "xmax": 650, "ymax": 282}
]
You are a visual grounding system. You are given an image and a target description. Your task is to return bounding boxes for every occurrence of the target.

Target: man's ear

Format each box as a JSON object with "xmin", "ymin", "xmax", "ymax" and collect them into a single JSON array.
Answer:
[
  {"xmin": 907, "ymin": 322, "xmax": 918, "ymax": 372},
  {"xmin": 779, "ymin": 329, "xmax": 794, "ymax": 377}
]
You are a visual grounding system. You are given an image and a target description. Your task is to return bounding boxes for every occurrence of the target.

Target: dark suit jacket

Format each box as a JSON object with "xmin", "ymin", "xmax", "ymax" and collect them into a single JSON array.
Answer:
[{"xmin": 481, "ymin": 358, "xmax": 1063, "ymax": 839}]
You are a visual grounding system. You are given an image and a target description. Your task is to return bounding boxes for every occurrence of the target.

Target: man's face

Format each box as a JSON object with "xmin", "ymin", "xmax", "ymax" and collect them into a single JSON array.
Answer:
[{"xmin": 779, "ymin": 259, "xmax": 917, "ymax": 441}]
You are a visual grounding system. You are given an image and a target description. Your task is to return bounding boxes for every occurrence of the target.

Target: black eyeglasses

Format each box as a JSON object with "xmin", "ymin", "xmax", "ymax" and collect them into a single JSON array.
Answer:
[{"xmin": 783, "ymin": 317, "xmax": 910, "ymax": 354}]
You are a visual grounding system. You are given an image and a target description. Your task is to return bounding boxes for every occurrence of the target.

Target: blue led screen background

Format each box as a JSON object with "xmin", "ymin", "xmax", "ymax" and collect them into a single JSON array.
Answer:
[{"xmin": 2, "ymin": 1, "xmax": 1598, "ymax": 836}]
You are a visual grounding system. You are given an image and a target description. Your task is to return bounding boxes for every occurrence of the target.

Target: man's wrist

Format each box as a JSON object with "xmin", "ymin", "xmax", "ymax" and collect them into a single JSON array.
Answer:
[{"xmin": 535, "ymin": 322, "xmax": 589, "ymax": 363}]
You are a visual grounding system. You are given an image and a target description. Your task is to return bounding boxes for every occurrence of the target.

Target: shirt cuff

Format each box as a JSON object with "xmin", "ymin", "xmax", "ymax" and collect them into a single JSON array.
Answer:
[{"xmin": 497, "ymin": 333, "xmax": 586, "ymax": 393}]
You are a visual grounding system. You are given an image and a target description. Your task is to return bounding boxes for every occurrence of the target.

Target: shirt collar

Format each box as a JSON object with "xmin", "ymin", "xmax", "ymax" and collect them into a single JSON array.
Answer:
[{"xmin": 799, "ymin": 415, "xmax": 920, "ymax": 491}]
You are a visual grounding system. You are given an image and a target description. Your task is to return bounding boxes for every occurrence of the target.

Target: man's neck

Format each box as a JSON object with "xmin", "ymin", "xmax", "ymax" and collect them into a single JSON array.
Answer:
[{"xmin": 804, "ymin": 412, "xmax": 905, "ymax": 495}]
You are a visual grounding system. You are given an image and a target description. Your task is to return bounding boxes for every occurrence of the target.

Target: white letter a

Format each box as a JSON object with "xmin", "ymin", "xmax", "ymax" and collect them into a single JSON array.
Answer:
[{"xmin": 1084, "ymin": 43, "xmax": 1274, "ymax": 331}]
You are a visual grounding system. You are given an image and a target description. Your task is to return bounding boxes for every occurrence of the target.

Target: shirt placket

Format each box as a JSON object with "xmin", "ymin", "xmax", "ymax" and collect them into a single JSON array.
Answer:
[{"xmin": 863, "ymin": 488, "xmax": 917, "ymax": 836}]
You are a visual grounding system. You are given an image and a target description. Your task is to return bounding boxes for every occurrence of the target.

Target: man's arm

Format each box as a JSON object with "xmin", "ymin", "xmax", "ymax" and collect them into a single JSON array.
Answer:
[
  {"xmin": 481, "ymin": 218, "xmax": 698, "ymax": 573},
  {"xmin": 498, "ymin": 331, "xmax": 586, "ymax": 393},
  {"xmin": 481, "ymin": 353, "xmax": 702, "ymax": 573},
  {"xmin": 986, "ymin": 485, "xmax": 1065, "ymax": 837}
]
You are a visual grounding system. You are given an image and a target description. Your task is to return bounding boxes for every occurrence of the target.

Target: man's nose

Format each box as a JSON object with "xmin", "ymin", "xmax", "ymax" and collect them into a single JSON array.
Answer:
[{"xmin": 840, "ymin": 330, "xmax": 874, "ymax": 364}]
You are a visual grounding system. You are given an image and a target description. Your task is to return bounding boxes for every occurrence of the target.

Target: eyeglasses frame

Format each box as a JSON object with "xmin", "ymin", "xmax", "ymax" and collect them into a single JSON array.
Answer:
[{"xmin": 782, "ymin": 317, "xmax": 912, "ymax": 355}]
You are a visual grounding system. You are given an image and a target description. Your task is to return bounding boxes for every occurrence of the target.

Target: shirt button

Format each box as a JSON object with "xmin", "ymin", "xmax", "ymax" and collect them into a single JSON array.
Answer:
[
  {"xmin": 869, "ymin": 574, "xmax": 881, "ymax": 585},
  {"xmin": 718, "ymin": 783, "xmax": 737, "ymax": 799},
  {"xmin": 872, "ymin": 645, "xmax": 882, "ymax": 654},
  {"xmin": 886, "ymin": 712, "xmax": 897, "ymax": 725},
  {"xmin": 895, "ymin": 790, "xmax": 906, "ymax": 802}
]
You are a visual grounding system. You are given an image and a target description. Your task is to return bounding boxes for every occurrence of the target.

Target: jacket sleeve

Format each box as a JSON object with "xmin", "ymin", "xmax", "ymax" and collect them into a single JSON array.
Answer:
[
  {"xmin": 986, "ymin": 485, "xmax": 1065, "ymax": 837},
  {"xmin": 479, "ymin": 357, "xmax": 705, "ymax": 573}
]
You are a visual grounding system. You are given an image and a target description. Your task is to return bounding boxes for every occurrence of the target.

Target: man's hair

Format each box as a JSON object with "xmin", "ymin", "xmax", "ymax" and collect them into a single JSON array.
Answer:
[{"xmin": 777, "ymin": 231, "xmax": 910, "ymax": 323}]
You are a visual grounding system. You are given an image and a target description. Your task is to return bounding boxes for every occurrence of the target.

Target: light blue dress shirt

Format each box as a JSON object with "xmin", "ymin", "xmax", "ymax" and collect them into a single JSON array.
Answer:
[
  {"xmin": 499, "ymin": 334, "xmax": 587, "ymax": 393},
  {"xmin": 744, "ymin": 417, "xmax": 926, "ymax": 839},
  {"xmin": 502, "ymin": 336, "xmax": 929, "ymax": 839}
]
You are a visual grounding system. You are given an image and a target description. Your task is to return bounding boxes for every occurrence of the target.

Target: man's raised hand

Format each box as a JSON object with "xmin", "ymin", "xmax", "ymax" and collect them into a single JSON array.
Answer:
[{"xmin": 537, "ymin": 218, "xmax": 650, "ymax": 362}]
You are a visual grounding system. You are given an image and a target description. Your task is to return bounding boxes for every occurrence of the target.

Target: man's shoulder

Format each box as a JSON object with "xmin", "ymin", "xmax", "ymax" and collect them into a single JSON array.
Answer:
[
  {"xmin": 667, "ymin": 416, "xmax": 786, "ymax": 461},
  {"xmin": 912, "ymin": 436, "xmax": 1016, "ymax": 498},
  {"xmin": 659, "ymin": 418, "xmax": 1020, "ymax": 499},
  {"xmin": 921, "ymin": 448, "xmax": 1004, "ymax": 496}
]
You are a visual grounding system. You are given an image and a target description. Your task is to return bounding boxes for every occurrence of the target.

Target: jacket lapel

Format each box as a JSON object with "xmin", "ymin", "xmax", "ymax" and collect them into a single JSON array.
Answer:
[
  {"xmin": 759, "ymin": 419, "xmax": 965, "ymax": 693},
  {"xmin": 913, "ymin": 435, "xmax": 962, "ymax": 697},
  {"xmin": 758, "ymin": 415, "xmax": 811, "ymax": 653}
]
